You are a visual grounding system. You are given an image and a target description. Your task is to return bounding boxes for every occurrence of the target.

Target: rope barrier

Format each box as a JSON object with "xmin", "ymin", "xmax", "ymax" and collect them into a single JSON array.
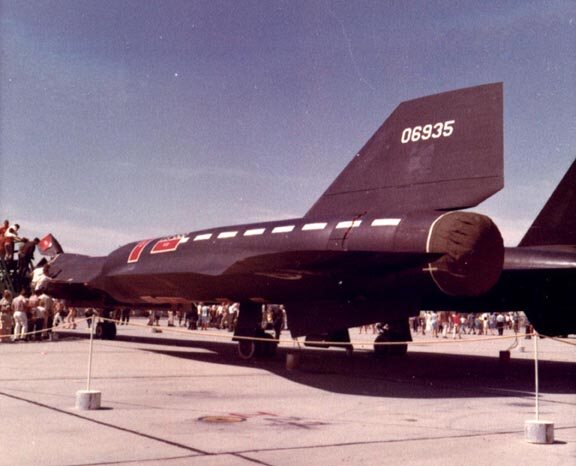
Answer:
[
  {"xmin": 94, "ymin": 317, "xmax": 525, "ymax": 346},
  {"xmin": 2, "ymin": 315, "xmax": 573, "ymax": 349},
  {"xmin": 0, "ymin": 316, "xmax": 91, "ymax": 341},
  {"xmin": 84, "ymin": 317, "xmax": 575, "ymax": 349},
  {"xmin": 545, "ymin": 335, "xmax": 576, "ymax": 346}
]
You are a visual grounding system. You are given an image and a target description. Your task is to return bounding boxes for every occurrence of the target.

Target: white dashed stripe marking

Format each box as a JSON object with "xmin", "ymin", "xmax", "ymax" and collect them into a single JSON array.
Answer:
[
  {"xmin": 192, "ymin": 218, "xmax": 401, "ymax": 244},
  {"xmin": 336, "ymin": 220, "xmax": 362, "ymax": 229},
  {"xmin": 217, "ymin": 231, "xmax": 238, "ymax": 239},
  {"xmin": 272, "ymin": 225, "xmax": 295, "ymax": 234},
  {"xmin": 244, "ymin": 228, "xmax": 266, "ymax": 236},
  {"xmin": 302, "ymin": 223, "xmax": 327, "ymax": 231},
  {"xmin": 371, "ymin": 218, "xmax": 401, "ymax": 226}
]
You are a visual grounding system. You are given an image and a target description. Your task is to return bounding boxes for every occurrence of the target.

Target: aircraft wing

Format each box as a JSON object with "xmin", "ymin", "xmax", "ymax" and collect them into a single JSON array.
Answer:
[{"xmin": 504, "ymin": 247, "xmax": 576, "ymax": 271}]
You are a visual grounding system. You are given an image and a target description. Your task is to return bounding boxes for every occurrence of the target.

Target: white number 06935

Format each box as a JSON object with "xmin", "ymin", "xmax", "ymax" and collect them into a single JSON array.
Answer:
[{"xmin": 401, "ymin": 120, "xmax": 455, "ymax": 144}]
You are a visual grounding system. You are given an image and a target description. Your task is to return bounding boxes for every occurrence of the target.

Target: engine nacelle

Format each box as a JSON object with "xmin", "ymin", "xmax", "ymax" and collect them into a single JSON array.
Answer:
[
  {"xmin": 425, "ymin": 211, "xmax": 504, "ymax": 296},
  {"xmin": 344, "ymin": 210, "xmax": 505, "ymax": 299}
]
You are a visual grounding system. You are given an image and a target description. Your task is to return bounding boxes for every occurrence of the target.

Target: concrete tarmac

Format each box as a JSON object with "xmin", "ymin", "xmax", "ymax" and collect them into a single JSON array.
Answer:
[{"xmin": 1, "ymin": 319, "xmax": 574, "ymax": 465}]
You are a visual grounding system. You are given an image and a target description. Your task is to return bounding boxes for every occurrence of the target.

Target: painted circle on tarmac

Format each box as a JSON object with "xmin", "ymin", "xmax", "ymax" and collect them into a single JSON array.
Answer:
[{"xmin": 198, "ymin": 415, "xmax": 246, "ymax": 423}]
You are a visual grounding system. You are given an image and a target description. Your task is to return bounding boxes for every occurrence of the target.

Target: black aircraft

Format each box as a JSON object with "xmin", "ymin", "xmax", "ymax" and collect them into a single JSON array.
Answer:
[
  {"xmin": 43, "ymin": 83, "xmax": 576, "ymax": 357},
  {"xmin": 434, "ymin": 158, "xmax": 576, "ymax": 337}
]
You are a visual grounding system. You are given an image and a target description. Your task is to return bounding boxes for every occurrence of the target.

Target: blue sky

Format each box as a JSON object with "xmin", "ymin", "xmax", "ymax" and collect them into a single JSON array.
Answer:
[{"xmin": 1, "ymin": 0, "xmax": 574, "ymax": 255}]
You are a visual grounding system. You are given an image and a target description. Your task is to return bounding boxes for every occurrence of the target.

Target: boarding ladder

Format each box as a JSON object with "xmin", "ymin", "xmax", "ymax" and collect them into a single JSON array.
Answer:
[{"xmin": 0, "ymin": 258, "xmax": 16, "ymax": 296}]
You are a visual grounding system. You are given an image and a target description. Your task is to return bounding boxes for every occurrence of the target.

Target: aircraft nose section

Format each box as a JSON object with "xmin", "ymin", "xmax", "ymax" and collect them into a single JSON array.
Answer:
[{"xmin": 426, "ymin": 212, "xmax": 504, "ymax": 296}]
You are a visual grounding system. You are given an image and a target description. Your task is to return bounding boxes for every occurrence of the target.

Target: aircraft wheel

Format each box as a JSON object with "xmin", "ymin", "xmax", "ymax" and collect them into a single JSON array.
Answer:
[
  {"xmin": 374, "ymin": 333, "xmax": 407, "ymax": 357},
  {"xmin": 373, "ymin": 333, "xmax": 390, "ymax": 357},
  {"xmin": 238, "ymin": 339, "xmax": 256, "ymax": 360},
  {"xmin": 237, "ymin": 332, "xmax": 277, "ymax": 359},
  {"xmin": 255, "ymin": 332, "xmax": 277, "ymax": 358},
  {"xmin": 95, "ymin": 321, "xmax": 117, "ymax": 340}
]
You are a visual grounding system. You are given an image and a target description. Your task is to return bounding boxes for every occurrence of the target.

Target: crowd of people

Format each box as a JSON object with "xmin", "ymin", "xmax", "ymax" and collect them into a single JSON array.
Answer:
[
  {"xmin": 0, "ymin": 288, "xmax": 80, "ymax": 342},
  {"xmin": 0, "ymin": 219, "xmax": 42, "ymax": 290},
  {"xmin": 358, "ymin": 311, "xmax": 528, "ymax": 339},
  {"xmin": 144, "ymin": 303, "xmax": 286, "ymax": 339},
  {"xmin": 0, "ymin": 292, "xmax": 530, "ymax": 344},
  {"xmin": 0, "ymin": 218, "xmax": 70, "ymax": 342},
  {"xmin": 409, "ymin": 310, "xmax": 529, "ymax": 339}
]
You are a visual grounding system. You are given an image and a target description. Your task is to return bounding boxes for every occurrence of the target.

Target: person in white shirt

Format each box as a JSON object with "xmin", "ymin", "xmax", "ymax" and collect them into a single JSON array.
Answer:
[
  {"xmin": 11, "ymin": 289, "xmax": 28, "ymax": 341},
  {"xmin": 0, "ymin": 290, "xmax": 13, "ymax": 342},
  {"xmin": 4, "ymin": 224, "xmax": 21, "ymax": 261}
]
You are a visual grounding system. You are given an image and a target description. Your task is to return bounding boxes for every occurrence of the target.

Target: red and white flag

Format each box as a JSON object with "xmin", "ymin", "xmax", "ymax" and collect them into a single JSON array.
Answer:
[{"xmin": 38, "ymin": 234, "xmax": 64, "ymax": 257}]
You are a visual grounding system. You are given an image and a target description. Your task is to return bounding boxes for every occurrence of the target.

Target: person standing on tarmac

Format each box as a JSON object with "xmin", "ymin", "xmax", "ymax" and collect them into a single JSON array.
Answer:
[
  {"xmin": 186, "ymin": 303, "xmax": 198, "ymax": 330},
  {"xmin": 119, "ymin": 307, "xmax": 131, "ymax": 325},
  {"xmin": 272, "ymin": 305, "xmax": 284, "ymax": 340},
  {"xmin": 12, "ymin": 289, "xmax": 28, "ymax": 341},
  {"xmin": 199, "ymin": 303, "xmax": 210, "ymax": 330},
  {"xmin": 0, "ymin": 290, "xmax": 13, "ymax": 342},
  {"xmin": 496, "ymin": 313, "xmax": 506, "ymax": 336},
  {"xmin": 39, "ymin": 292, "xmax": 53, "ymax": 339},
  {"xmin": 66, "ymin": 306, "xmax": 77, "ymax": 329}
]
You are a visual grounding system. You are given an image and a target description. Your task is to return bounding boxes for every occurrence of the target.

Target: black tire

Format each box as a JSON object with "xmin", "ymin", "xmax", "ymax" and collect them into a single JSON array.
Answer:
[
  {"xmin": 374, "ymin": 333, "xmax": 407, "ymax": 357},
  {"xmin": 238, "ymin": 339, "xmax": 256, "ymax": 360},
  {"xmin": 389, "ymin": 342, "xmax": 408, "ymax": 356},
  {"xmin": 95, "ymin": 321, "xmax": 117, "ymax": 340},
  {"xmin": 255, "ymin": 332, "xmax": 277, "ymax": 358},
  {"xmin": 237, "ymin": 332, "xmax": 277, "ymax": 359},
  {"xmin": 374, "ymin": 333, "xmax": 390, "ymax": 357},
  {"xmin": 95, "ymin": 322, "xmax": 104, "ymax": 339}
]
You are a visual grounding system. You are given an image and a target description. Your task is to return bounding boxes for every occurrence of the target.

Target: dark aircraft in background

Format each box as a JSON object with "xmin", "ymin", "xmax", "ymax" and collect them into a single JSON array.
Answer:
[
  {"xmin": 43, "ymin": 83, "xmax": 576, "ymax": 358},
  {"xmin": 439, "ymin": 159, "xmax": 576, "ymax": 337}
]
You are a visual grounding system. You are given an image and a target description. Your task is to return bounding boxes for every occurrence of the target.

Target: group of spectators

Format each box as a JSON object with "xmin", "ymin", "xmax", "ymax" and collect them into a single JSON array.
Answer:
[
  {"xmin": 0, "ymin": 288, "xmax": 78, "ymax": 342},
  {"xmin": 0, "ymin": 218, "xmax": 69, "ymax": 342},
  {"xmin": 147, "ymin": 302, "xmax": 242, "ymax": 332},
  {"xmin": 146, "ymin": 303, "xmax": 286, "ymax": 339},
  {"xmin": 0, "ymin": 219, "xmax": 41, "ymax": 286},
  {"xmin": 411, "ymin": 310, "xmax": 527, "ymax": 339}
]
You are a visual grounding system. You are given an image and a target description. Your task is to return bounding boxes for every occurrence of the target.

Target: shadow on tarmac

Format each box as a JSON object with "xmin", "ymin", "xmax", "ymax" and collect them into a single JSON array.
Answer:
[
  {"xmin": 146, "ymin": 346, "xmax": 576, "ymax": 399},
  {"xmin": 60, "ymin": 331, "xmax": 576, "ymax": 399}
]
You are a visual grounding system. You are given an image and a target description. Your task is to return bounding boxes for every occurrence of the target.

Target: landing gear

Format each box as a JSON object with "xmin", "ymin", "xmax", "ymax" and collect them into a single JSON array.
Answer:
[
  {"xmin": 95, "ymin": 308, "xmax": 117, "ymax": 340},
  {"xmin": 95, "ymin": 321, "xmax": 117, "ymax": 340},
  {"xmin": 237, "ymin": 329, "xmax": 277, "ymax": 359},
  {"xmin": 373, "ymin": 319, "xmax": 411, "ymax": 357},
  {"xmin": 234, "ymin": 302, "xmax": 278, "ymax": 360},
  {"xmin": 237, "ymin": 338, "xmax": 256, "ymax": 359}
]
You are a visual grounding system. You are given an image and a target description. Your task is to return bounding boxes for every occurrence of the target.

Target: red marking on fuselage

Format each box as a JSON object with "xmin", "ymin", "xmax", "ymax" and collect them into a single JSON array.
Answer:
[
  {"xmin": 150, "ymin": 236, "xmax": 189, "ymax": 254},
  {"xmin": 127, "ymin": 240, "xmax": 152, "ymax": 263},
  {"xmin": 128, "ymin": 239, "xmax": 152, "ymax": 264}
]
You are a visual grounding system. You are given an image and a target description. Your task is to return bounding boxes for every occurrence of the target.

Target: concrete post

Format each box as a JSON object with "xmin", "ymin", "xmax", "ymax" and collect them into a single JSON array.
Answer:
[
  {"xmin": 76, "ymin": 389, "xmax": 102, "ymax": 410},
  {"xmin": 525, "ymin": 420, "xmax": 554, "ymax": 444}
]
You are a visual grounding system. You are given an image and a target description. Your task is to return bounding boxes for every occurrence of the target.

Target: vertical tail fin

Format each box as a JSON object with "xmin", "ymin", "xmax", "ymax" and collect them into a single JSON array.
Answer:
[
  {"xmin": 305, "ymin": 83, "xmax": 503, "ymax": 218},
  {"xmin": 519, "ymin": 160, "xmax": 576, "ymax": 247}
]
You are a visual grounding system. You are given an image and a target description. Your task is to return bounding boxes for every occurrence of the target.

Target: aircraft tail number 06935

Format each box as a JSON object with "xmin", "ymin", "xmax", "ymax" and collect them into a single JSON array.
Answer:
[{"xmin": 401, "ymin": 120, "xmax": 455, "ymax": 144}]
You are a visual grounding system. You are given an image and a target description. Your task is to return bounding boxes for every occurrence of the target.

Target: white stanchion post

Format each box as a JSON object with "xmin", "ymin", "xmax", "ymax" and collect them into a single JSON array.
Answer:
[
  {"xmin": 87, "ymin": 316, "xmax": 94, "ymax": 390},
  {"xmin": 286, "ymin": 339, "xmax": 302, "ymax": 371},
  {"xmin": 535, "ymin": 333, "xmax": 539, "ymax": 421},
  {"xmin": 524, "ymin": 332, "xmax": 554, "ymax": 443},
  {"xmin": 76, "ymin": 316, "xmax": 102, "ymax": 410}
]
